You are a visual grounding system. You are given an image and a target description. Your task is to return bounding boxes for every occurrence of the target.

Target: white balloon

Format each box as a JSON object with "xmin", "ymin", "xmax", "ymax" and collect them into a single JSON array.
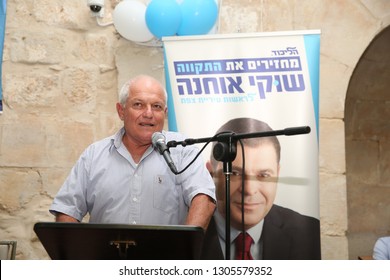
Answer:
[{"xmin": 113, "ymin": 0, "xmax": 154, "ymax": 43}]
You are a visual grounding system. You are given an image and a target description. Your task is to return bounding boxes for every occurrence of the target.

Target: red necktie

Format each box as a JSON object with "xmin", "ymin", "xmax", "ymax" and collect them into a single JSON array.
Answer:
[{"xmin": 235, "ymin": 232, "xmax": 254, "ymax": 260}]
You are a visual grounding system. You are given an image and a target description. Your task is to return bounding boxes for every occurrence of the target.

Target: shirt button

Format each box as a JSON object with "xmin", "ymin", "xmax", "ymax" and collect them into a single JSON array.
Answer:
[
  {"xmin": 133, "ymin": 197, "xmax": 138, "ymax": 202},
  {"xmin": 132, "ymin": 221, "xmax": 136, "ymax": 224}
]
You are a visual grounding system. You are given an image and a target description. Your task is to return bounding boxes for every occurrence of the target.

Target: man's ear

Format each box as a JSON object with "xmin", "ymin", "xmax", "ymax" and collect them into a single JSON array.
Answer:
[{"xmin": 116, "ymin": 103, "xmax": 124, "ymax": 121}]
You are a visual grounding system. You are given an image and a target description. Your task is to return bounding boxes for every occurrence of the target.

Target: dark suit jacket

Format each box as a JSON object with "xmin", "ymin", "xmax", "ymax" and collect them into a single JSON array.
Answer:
[{"xmin": 201, "ymin": 204, "xmax": 321, "ymax": 260}]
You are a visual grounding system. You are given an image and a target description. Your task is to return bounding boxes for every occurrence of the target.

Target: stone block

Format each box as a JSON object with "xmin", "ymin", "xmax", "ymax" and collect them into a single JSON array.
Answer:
[
  {"xmin": 346, "ymin": 139, "xmax": 379, "ymax": 184},
  {"xmin": 319, "ymin": 119, "xmax": 346, "ymax": 174},
  {"xmin": 319, "ymin": 57, "xmax": 351, "ymax": 119},
  {"xmin": 348, "ymin": 183, "xmax": 390, "ymax": 232},
  {"xmin": 0, "ymin": 119, "xmax": 94, "ymax": 167},
  {"xmin": 319, "ymin": 172, "xmax": 348, "ymax": 235},
  {"xmin": 78, "ymin": 33, "xmax": 115, "ymax": 67},
  {"xmin": 4, "ymin": 73, "xmax": 60, "ymax": 111},
  {"xmin": 0, "ymin": 169, "xmax": 41, "ymax": 211},
  {"xmin": 320, "ymin": 235, "xmax": 349, "ymax": 260},
  {"xmin": 9, "ymin": 31, "xmax": 68, "ymax": 64},
  {"xmin": 32, "ymin": 0, "xmax": 90, "ymax": 30}
]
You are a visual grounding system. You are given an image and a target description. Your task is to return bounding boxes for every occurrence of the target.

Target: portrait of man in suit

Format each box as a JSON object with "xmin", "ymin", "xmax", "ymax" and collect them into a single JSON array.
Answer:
[{"xmin": 201, "ymin": 117, "xmax": 321, "ymax": 260}]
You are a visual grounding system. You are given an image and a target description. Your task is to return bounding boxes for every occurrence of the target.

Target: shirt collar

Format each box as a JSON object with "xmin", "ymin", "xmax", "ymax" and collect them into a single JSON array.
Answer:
[
  {"xmin": 110, "ymin": 127, "xmax": 156, "ymax": 160},
  {"xmin": 112, "ymin": 127, "xmax": 126, "ymax": 149}
]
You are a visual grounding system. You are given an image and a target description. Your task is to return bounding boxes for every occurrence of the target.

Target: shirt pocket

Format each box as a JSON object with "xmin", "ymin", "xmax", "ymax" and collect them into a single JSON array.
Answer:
[{"xmin": 153, "ymin": 175, "xmax": 180, "ymax": 214}]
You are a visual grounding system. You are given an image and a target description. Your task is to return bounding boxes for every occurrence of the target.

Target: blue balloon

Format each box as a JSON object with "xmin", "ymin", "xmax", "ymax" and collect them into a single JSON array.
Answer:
[
  {"xmin": 178, "ymin": 0, "xmax": 218, "ymax": 36},
  {"xmin": 145, "ymin": 0, "xmax": 182, "ymax": 39}
]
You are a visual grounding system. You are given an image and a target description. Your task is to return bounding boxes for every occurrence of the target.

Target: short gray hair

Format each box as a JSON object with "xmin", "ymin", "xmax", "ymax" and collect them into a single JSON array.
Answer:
[
  {"xmin": 118, "ymin": 75, "xmax": 168, "ymax": 107},
  {"xmin": 118, "ymin": 79, "xmax": 132, "ymax": 106}
]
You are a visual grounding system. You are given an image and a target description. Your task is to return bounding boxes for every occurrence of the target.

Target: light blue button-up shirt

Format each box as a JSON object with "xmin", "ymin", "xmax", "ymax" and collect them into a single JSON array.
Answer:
[
  {"xmin": 373, "ymin": 236, "xmax": 390, "ymax": 260},
  {"xmin": 50, "ymin": 128, "xmax": 216, "ymax": 225}
]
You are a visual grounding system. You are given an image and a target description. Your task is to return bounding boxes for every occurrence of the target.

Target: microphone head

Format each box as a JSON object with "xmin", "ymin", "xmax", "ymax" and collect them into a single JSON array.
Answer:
[{"xmin": 151, "ymin": 132, "xmax": 165, "ymax": 148}]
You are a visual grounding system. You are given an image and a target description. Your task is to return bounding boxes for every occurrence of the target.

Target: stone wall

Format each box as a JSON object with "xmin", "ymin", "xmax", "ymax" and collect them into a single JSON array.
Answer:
[
  {"xmin": 345, "ymin": 27, "xmax": 390, "ymax": 259},
  {"xmin": 0, "ymin": 0, "xmax": 389, "ymax": 259}
]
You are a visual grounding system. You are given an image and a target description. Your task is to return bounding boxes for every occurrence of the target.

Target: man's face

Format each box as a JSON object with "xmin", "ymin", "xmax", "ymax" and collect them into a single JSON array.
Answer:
[
  {"xmin": 116, "ymin": 77, "xmax": 167, "ymax": 146},
  {"xmin": 210, "ymin": 142, "xmax": 280, "ymax": 230}
]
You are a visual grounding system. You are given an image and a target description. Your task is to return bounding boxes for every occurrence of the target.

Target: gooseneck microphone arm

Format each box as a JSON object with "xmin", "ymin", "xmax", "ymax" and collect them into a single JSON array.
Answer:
[
  {"xmin": 167, "ymin": 125, "xmax": 311, "ymax": 260},
  {"xmin": 167, "ymin": 126, "xmax": 311, "ymax": 148}
]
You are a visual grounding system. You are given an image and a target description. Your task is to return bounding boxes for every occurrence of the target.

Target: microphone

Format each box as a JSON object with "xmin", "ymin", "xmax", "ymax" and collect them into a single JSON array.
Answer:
[{"xmin": 152, "ymin": 132, "xmax": 178, "ymax": 174}]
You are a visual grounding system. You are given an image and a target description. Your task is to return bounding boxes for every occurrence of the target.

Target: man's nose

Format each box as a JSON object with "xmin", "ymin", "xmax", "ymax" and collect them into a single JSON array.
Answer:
[
  {"xmin": 142, "ymin": 105, "xmax": 153, "ymax": 117},
  {"xmin": 241, "ymin": 175, "xmax": 259, "ymax": 195}
]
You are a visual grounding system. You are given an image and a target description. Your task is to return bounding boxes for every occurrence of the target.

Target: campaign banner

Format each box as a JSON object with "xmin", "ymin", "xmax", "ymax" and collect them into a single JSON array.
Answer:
[
  {"xmin": 0, "ymin": 0, "xmax": 6, "ymax": 114},
  {"xmin": 162, "ymin": 30, "xmax": 320, "ymax": 219}
]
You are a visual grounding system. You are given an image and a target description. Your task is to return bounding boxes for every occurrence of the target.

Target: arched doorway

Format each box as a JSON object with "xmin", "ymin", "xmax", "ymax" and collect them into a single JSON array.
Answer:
[{"xmin": 345, "ymin": 26, "xmax": 390, "ymax": 259}]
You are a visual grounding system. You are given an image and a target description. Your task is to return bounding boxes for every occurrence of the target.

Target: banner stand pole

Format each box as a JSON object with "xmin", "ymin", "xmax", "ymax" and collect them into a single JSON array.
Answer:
[{"xmin": 213, "ymin": 133, "xmax": 237, "ymax": 260}]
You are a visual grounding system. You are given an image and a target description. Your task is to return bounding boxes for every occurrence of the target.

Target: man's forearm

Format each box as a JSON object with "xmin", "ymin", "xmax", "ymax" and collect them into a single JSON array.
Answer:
[
  {"xmin": 186, "ymin": 194, "xmax": 216, "ymax": 231},
  {"xmin": 55, "ymin": 212, "xmax": 79, "ymax": 223}
]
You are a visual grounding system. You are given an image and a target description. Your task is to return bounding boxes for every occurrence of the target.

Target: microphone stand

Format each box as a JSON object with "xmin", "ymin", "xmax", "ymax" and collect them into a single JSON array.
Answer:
[{"xmin": 167, "ymin": 126, "xmax": 311, "ymax": 260}]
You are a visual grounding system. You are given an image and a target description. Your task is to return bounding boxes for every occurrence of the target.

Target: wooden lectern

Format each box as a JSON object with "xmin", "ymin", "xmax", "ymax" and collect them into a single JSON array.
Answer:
[{"xmin": 34, "ymin": 222, "xmax": 204, "ymax": 260}]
